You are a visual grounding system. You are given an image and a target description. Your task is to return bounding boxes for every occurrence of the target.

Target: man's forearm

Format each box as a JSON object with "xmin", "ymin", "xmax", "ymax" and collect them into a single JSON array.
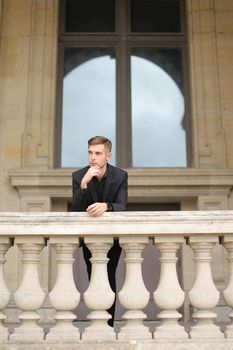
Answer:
[
  {"xmin": 111, "ymin": 202, "xmax": 127, "ymax": 211},
  {"xmin": 71, "ymin": 186, "xmax": 89, "ymax": 211}
]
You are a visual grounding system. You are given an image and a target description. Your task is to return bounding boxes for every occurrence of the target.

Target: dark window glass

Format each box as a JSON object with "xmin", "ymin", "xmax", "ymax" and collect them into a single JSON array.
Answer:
[
  {"xmin": 65, "ymin": 0, "xmax": 115, "ymax": 32},
  {"xmin": 131, "ymin": 0, "xmax": 181, "ymax": 33}
]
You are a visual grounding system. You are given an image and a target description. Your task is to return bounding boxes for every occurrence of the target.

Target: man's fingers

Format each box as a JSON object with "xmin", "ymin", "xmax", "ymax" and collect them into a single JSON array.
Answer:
[
  {"xmin": 86, "ymin": 203, "xmax": 106, "ymax": 216},
  {"xmin": 86, "ymin": 204, "xmax": 95, "ymax": 211},
  {"xmin": 87, "ymin": 206, "xmax": 100, "ymax": 216}
]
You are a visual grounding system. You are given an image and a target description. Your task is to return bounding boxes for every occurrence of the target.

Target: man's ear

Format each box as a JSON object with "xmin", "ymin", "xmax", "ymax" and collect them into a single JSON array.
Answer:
[{"xmin": 107, "ymin": 152, "xmax": 112, "ymax": 161}]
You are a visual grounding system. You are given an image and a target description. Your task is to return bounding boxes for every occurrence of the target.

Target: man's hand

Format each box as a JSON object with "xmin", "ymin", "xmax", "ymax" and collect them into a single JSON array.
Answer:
[
  {"xmin": 81, "ymin": 166, "xmax": 101, "ymax": 188},
  {"xmin": 86, "ymin": 202, "xmax": 108, "ymax": 217}
]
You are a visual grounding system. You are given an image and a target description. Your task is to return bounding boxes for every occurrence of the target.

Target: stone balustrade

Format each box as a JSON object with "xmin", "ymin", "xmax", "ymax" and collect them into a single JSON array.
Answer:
[{"xmin": 1, "ymin": 211, "xmax": 233, "ymax": 349}]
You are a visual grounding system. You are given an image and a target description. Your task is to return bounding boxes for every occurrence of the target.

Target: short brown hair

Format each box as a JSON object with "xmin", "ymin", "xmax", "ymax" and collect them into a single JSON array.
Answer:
[{"xmin": 88, "ymin": 136, "xmax": 112, "ymax": 152}]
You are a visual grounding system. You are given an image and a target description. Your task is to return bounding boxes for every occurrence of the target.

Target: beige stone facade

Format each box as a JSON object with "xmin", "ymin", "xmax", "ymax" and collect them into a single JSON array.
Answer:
[
  {"xmin": 0, "ymin": 0, "xmax": 233, "ymax": 338},
  {"xmin": 1, "ymin": 0, "xmax": 233, "ymax": 213}
]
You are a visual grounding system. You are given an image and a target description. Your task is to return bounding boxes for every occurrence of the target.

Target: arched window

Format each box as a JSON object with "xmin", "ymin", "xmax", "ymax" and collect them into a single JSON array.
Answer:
[{"xmin": 57, "ymin": 0, "xmax": 190, "ymax": 168}]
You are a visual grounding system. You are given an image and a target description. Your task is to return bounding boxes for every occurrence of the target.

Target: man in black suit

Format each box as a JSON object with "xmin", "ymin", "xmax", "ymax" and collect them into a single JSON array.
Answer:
[{"xmin": 71, "ymin": 136, "xmax": 128, "ymax": 326}]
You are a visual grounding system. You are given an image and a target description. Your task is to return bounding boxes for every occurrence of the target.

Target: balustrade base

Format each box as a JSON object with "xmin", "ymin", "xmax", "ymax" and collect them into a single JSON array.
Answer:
[
  {"xmin": 0, "ymin": 328, "xmax": 9, "ymax": 341},
  {"xmin": 153, "ymin": 310, "xmax": 188, "ymax": 339},
  {"xmin": 117, "ymin": 310, "xmax": 152, "ymax": 340},
  {"xmin": 224, "ymin": 311, "xmax": 233, "ymax": 338},
  {"xmin": 0, "ymin": 314, "xmax": 9, "ymax": 341},
  {"xmin": 46, "ymin": 322, "xmax": 80, "ymax": 341},
  {"xmin": 82, "ymin": 326, "xmax": 115, "ymax": 341},
  {"xmin": 118, "ymin": 324, "xmax": 152, "ymax": 340},
  {"xmin": 154, "ymin": 322, "xmax": 188, "ymax": 339},
  {"xmin": 10, "ymin": 325, "xmax": 45, "ymax": 342},
  {"xmin": 189, "ymin": 323, "xmax": 224, "ymax": 339},
  {"xmin": 224, "ymin": 325, "xmax": 233, "ymax": 338},
  {"xmin": 81, "ymin": 311, "xmax": 115, "ymax": 341}
]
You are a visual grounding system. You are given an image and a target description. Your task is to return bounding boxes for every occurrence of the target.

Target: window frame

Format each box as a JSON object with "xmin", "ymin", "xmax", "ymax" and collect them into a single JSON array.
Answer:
[{"xmin": 55, "ymin": 0, "xmax": 191, "ymax": 168}]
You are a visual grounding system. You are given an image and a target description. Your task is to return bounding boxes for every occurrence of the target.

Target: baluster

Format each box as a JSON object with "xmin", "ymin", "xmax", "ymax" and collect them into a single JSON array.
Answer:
[
  {"xmin": 153, "ymin": 237, "xmax": 187, "ymax": 338},
  {"xmin": 10, "ymin": 237, "xmax": 46, "ymax": 341},
  {"xmin": 222, "ymin": 237, "xmax": 233, "ymax": 338},
  {"xmin": 118, "ymin": 236, "xmax": 151, "ymax": 340},
  {"xmin": 188, "ymin": 236, "xmax": 224, "ymax": 338},
  {"xmin": 0, "ymin": 237, "xmax": 12, "ymax": 341},
  {"xmin": 47, "ymin": 237, "xmax": 80, "ymax": 341},
  {"xmin": 83, "ymin": 236, "xmax": 115, "ymax": 340}
]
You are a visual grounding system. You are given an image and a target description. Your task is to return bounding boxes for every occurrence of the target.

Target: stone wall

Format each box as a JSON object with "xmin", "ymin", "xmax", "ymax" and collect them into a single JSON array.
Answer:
[
  {"xmin": 0, "ymin": 0, "xmax": 58, "ymax": 212},
  {"xmin": 0, "ymin": 0, "xmax": 233, "ymax": 212},
  {"xmin": 0, "ymin": 0, "xmax": 233, "ymax": 326},
  {"xmin": 187, "ymin": 0, "xmax": 233, "ymax": 169}
]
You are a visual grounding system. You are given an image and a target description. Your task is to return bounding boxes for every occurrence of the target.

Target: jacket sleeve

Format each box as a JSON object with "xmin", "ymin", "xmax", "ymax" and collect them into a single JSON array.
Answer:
[
  {"xmin": 111, "ymin": 172, "xmax": 128, "ymax": 212},
  {"xmin": 70, "ymin": 174, "xmax": 92, "ymax": 212}
]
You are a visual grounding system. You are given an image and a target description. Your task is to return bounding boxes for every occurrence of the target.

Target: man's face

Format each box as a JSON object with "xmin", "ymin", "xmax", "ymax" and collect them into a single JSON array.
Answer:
[{"xmin": 88, "ymin": 144, "xmax": 112, "ymax": 169}]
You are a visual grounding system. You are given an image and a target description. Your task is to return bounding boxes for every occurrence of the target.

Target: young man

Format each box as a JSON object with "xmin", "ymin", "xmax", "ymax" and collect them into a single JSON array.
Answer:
[
  {"xmin": 71, "ymin": 136, "xmax": 128, "ymax": 326},
  {"xmin": 71, "ymin": 136, "xmax": 128, "ymax": 214}
]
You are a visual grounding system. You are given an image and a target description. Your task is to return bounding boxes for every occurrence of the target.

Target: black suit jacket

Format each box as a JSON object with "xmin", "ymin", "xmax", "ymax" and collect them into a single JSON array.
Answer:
[{"xmin": 71, "ymin": 164, "xmax": 128, "ymax": 212}]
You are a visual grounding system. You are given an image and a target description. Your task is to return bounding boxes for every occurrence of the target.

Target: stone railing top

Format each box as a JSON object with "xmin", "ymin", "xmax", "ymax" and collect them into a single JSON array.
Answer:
[{"xmin": 0, "ymin": 211, "xmax": 233, "ymax": 236}]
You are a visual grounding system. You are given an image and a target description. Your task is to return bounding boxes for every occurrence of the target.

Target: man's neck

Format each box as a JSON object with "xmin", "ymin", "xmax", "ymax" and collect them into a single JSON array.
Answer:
[{"xmin": 97, "ymin": 164, "xmax": 107, "ymax": 180}]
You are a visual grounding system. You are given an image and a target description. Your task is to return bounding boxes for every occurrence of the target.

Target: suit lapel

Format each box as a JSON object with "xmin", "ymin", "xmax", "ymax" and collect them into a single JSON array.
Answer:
[{"xmin": 103, "ymin": 165, "xmax": 112, "ymax": 201}]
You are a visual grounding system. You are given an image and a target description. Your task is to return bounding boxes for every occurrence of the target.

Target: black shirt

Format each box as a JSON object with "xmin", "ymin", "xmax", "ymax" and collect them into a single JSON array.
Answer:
[{"xmin": 92, "ymin": 175, "xmax": 106, "ymax": 202}]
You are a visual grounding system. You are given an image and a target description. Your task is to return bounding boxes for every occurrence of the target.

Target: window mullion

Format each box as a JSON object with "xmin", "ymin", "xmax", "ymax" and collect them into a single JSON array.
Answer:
[
  {"xmin": 116, "ymin": 43, "xmax": 132, "ymax": 168},
  {"xmin": 115, "ymin": 0, "xmax": 131, "ymax": 168}
]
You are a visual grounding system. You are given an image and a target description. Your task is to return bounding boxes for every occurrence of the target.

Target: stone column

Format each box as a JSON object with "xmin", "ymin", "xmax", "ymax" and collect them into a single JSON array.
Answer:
[
  {"xmin": 187, "ymin": 0, "xmax": 227, "ymax": 168},
  {"xmin": 188, "ymin": 236, "xmax": 223, "ymax": 338},
  {"xmin": 222, "ymin": 236, "xmax": 233, "ymax": 338},
  {"xmin": 47, "ymin": 237, "xmax": 80, "ymax": 341},
  {"xmin": 153, "ymin": 237, "xmax": 187, "ymax": 338},
  {"xmin": 10, "ymin": 236, "xmax": 46, "ymax": 341},
  {"xmin": 0, "ymin": 237, "xmax": 12, "ymax": 341},
  {"xmin": 21, "ymin": 0, "xmax": 58, "ymax": 169},
  {"xmin": 118, "ymin": 236, "xmax": 151, "ymax": 340},
  {"xmin": 83, "ymin": 236, "xmax": 115, "ymax": 341}
]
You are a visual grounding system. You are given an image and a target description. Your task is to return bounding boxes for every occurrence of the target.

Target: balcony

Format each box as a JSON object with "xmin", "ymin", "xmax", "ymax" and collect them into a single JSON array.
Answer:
[{"xmin": 1, "ymin": 211, "xmax": 233, "ymax": 349}]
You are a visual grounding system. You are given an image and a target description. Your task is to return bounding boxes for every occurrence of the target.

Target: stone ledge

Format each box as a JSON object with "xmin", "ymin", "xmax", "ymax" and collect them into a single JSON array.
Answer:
[
  {"xmin": 8, "ymin": 168, "xmax": 233, "ymax": 203},
  {"xmin": 1, "ymin": 339, "xmax": 233, "ymax": 350},
  {"xmin": 9, "ymin": 168, "xmax": 233, "ymax": 186}
]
